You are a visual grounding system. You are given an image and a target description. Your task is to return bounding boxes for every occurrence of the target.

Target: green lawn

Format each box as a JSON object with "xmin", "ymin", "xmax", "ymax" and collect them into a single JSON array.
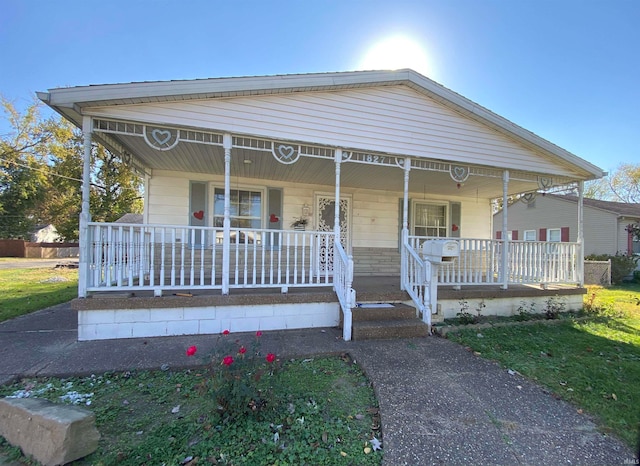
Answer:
[
  {"xmin": 0, "ymin": 266, "xmax": 78, "ymax": 322},
  {"xmin": 0, "ymin": 356, "xmax": 383, "ymax": 465},
  {"xmin": 447, "ymin": 283, "xmax": 640, "ymax": 450}
]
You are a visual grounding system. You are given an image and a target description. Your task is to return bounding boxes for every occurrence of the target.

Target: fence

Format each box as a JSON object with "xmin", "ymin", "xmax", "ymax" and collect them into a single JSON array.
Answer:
[
  {"xmin": 583, "ymin": 260, "xmax": 611, "ymax": 286},
  {"xmin": 0, "ymin": 240, "xmax": 79, "ymax": 258}
]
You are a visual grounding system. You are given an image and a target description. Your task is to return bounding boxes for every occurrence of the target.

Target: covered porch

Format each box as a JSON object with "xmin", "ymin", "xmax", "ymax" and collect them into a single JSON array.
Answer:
[{"xmin": 38, "ymin": 70, "xmax": 601, "ymax": 341}]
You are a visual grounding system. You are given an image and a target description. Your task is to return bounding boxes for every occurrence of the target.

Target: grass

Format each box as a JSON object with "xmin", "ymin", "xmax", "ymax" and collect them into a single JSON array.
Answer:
[
  {"xmin": 0, "ymin": 356, "xmax": 382, "ymax": 465},
  {"xmin": 447, "ymin": 283, "xmax": 640, "ymax": 450},
  {"xmin": 0, "ymin": 266, "xmax": 78, "ymax": 322}
]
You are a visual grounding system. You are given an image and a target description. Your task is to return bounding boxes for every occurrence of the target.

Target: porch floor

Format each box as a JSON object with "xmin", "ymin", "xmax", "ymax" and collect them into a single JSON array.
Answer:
[{"xmin": 74, "ymin": 275, "xmax": 586, "ymax": 312}]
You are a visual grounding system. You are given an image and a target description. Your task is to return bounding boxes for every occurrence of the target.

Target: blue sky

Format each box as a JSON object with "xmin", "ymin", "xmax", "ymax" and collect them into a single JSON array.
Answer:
[{"xmin": 1, "ymin": 0, "xmax": 638, "ymax": 174}]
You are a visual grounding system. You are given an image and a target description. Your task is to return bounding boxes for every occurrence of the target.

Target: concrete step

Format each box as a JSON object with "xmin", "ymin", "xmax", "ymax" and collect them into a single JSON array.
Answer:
[
  {"xmin": 352, "ymin": 318, "xmax": 430, "ymax": 340},
  {"xmin": 352, "ymin": 303, "xmax": 416, "ymax": 322}
]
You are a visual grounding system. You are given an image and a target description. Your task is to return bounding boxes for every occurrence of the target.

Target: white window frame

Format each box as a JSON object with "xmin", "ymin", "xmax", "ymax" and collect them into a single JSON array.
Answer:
[
  {"xmin": 524, "ymin": 230, "xmax": 536, "ymax": 241},
  {"xmin": 411, "ymin": 201, "xmax": 448, "ymax": 238},
  {"xmin": 547, "ymin": 228, "xmax": 561, "ymax": 242},
  {"xmin": 211, "ymin": 184, "xmax": 266, "ymax": 245}
]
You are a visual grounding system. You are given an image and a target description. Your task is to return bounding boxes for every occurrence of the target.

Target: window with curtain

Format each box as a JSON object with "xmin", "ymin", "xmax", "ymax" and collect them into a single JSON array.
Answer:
[
  {"xmin": 213, "ymin": 188, "xmax": 262, "ymax": 243},
  {"xmin": 413, "ymin": 202, "xmax": 447, "ymax": 237}
]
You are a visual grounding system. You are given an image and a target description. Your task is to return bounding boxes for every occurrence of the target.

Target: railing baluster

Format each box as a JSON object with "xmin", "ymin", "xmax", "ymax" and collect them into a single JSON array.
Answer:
[{"xmin": 189, "ymin": 228, "xmax": 195, "ymax": 286}]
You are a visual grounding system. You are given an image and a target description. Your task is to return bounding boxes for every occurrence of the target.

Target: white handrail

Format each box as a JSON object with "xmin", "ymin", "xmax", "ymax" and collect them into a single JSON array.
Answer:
[
  {"xmin": 334, "ymin": 240, "xmax": 355, "ymax": 341},
  {"xmin": 401, "ymin": 239, "xmax": 429, "ymax": 326}
]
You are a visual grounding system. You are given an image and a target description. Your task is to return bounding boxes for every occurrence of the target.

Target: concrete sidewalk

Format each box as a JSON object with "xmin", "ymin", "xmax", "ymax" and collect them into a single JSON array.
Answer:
[{"xmin": 0, "ymin": 303, "xmax": 636, "ymax": 465}]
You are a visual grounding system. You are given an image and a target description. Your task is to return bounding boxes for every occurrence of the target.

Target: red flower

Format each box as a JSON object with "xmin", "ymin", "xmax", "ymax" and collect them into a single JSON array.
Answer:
[
  {"xmin": 222, "ymin": 329, "xmax": 230, "ymax": 335},
  {"xmin": 238, "ymin": 346, "xmax": 247, "ymax": 354},
  {"xmin": 266, "ymin": 353, "xmax": 276, "ymax": 363},
  {"xmin": 255, "ymin": 331, "xmax": 263, "ymax": 337},
  {"xmin": 222, "ymin": 356, "xmax": 234, "ymax": 366},
  {"xmin": 186, "ymin": 346, "xmax": 197, "ymax": 357}
]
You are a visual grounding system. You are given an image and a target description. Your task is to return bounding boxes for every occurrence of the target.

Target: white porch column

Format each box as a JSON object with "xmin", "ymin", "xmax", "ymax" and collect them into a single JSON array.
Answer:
[
  {"xmin": 577, "ymin": 181, "xmax": 585, "ymax": 286},
  {"xmin": 400, "ymin": 157, "xmax": 411, "ymax": 290},
  {"xmin": 501, "ymin": 170, "xmax": 509, "ymax": 290},
  {"xmin": 334, "ymin": 149, "xmax": 342, "ymax": 241},
  {"xmin": 78, "ymin": 116, "xmax": 93, "ymax": 298},
  {"xmin": 222, "ymin": 134, "xmax": 232, "ymax": 295},
  {"xmin": 143, "ymin": 172, "xmax": 151, "ymax": 224}
]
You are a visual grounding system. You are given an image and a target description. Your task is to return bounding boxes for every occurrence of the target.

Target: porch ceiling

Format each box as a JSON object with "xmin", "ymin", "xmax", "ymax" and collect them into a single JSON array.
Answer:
[{"xmin": 115, "ymin": 132, "xmax": 538, "ymax": 197}]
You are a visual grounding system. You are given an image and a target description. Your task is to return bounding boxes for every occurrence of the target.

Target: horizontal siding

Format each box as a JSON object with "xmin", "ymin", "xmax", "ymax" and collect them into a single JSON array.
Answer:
[
  {"xmin": 87, "ymin": 86, "xmax": 576, "ymax": 177},
  {"xmin": 147, "ymin": 171, "xmax": 492, "ymax": 249},
  {"xmin": 495, "ymin": 196, "xmax": 620, "ymax": 255}
]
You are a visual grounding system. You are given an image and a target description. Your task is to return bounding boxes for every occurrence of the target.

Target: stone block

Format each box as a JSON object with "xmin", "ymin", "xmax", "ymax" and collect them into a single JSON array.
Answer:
[{"xmin": 0, "ymin": 398, "xmax": 100, "ymax": 466}]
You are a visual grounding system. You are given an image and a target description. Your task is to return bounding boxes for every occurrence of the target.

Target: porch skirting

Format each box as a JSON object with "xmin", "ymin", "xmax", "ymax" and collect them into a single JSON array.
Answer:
[{"xmin": 72, "ymin": 292, "xmax": 340, "ymax": 341}]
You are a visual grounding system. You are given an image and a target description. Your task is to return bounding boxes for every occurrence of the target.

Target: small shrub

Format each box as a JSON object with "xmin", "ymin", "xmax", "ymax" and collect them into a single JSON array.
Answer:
[
  {"xmin": 515, "ymin": 300, "xmax": 536, "ymax": 321},
  {"xmin": 543, "ymin": 295, "xmax": 565, "ymax": 319},
  {"xmin": 456, "ymin": 299, "xmax": 477, "ymax": 325},
  {"xmin": 585, "ymin": 253, "xmax": 639, "ymax": 285},
  {"xmin": 188, "ymin": 330, "xmax": 280, "ymax": 421},
  {"xmin": 455, "ymin": 299, "xmax": 486, "ymax": 324}
]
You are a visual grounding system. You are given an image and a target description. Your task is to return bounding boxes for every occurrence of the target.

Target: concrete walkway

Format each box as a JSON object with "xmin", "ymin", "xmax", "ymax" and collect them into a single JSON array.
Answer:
[{"xmin": 0, "ymin": 303, "xmax": 636, "ymax": 465}]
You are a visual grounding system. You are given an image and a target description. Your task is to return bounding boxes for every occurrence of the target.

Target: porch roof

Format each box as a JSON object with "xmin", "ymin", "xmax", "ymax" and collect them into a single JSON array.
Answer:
[{"xmin": 37, "ymin": 70, "xmax": 604, "ymax": 198}]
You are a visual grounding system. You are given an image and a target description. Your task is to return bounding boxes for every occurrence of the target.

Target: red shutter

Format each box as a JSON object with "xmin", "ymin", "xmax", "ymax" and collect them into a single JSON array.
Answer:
[
  {"xmin": 561, "ymin": 227, "xmax": 570, "ymax": 242},
  {"xmin": 539, "ymin": 228, "xmax": 547, "ymax": 241},
  {"xmin": 496, "ymin": 231, "xmax": 502, "ymax": 239},
  {"xmin": 511, "ymin": 230, "xmax": 519, "ymax": 240}
]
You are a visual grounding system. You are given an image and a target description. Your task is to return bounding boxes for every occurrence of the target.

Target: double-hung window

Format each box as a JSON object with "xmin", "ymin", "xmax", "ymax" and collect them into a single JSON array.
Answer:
[
  {"xmin": 412, "ymin": 202, "xmax": 448, "ymax": 237},
  {"xmin": 213, "ymin": 188, "xmax": 263, "ymax": 244}
]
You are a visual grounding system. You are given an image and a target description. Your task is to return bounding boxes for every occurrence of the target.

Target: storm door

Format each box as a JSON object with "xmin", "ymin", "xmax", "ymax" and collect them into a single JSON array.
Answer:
[{"xmin": 315, "ymin": 194, "xmax": 351, "ymax": 274}]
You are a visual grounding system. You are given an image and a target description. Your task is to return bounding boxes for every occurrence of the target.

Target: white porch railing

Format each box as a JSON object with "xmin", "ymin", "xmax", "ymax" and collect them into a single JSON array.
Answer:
[
  {"xmin": 333, "ymin": 241, "xmax": 355, "ymax": 341},
  {"xmin": 87, "ymin": 222, "xmax": 336, "ymax": 294},
  {"xmin": 409, "ymin": 236, "xmax": 580, "ymax": 287},
  {"xmin": 401, "ymin": 238, "xmax": 430, "ymax": 325}
]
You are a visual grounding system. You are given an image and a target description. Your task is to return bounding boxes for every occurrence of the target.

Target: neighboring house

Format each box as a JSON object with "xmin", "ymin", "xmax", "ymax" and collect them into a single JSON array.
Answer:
[
  {"xmin": 493, "ymin": 194, "xmax": 640, "ymax": 256},
  {"xmin": 38, "ymin": 70, "xmax": 604, "ymax": 341},
  {"xmin": 115, "ymin": 213, "xmax": 143, "ymax": 224},
  {"xmin": 30, "ymin": 224, "xmax": 60, "ymax": 243}
]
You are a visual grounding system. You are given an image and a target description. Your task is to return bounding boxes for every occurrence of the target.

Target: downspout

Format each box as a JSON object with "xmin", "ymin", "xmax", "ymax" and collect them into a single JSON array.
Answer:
[
  {"xmin": 577, "ymin": 181, "xmax": 585, "ymax": 286},
  {"xmin": 400, "ymin": 157, "xmax": 411, "ymax": 290},
  {"xmin": 222, "ymin": 134, "xmax": 232, "ymax": 295},
  {"xmin": 78, "ymin": 116, "xmax": 93, "ymax": 299},
  {"xmin": 501, "ymin": 170, "xmax": 509, "ymax": 290}
]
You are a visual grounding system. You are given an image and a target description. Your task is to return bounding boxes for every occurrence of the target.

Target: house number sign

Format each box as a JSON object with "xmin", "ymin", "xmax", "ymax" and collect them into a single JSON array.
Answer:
[{"xmin": 346, "ymin": 151, "xmax": 399, "ymax": 167}]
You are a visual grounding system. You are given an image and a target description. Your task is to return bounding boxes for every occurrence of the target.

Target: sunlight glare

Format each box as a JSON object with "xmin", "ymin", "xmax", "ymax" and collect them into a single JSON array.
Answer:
[{"xmin": 359, "ymin": 36, "xmax": 432, "ymax": 77}]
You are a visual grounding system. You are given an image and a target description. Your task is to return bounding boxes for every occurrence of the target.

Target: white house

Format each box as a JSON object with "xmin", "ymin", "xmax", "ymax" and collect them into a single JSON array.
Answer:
[{"xmin": 38, "ymin": 70, "xmax": 603, "ymax": 341}]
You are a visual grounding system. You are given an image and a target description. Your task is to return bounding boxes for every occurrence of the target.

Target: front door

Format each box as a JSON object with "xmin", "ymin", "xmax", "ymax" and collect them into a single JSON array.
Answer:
[{"xmin": 315, "ymin": 193, "xmax": 351, "ymax": 273}]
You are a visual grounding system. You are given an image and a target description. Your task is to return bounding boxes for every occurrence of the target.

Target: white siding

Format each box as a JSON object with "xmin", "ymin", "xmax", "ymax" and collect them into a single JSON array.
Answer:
[
  {"xmin": 148, "ymin": 170, "xmax": 493, "ymax": 249},
  {"xmin": 495, "ymin": 196, "xmax": 620, "ymax": 255},
  {"xmin": 87, "ymin": 86, "xmax": 577, "ymax": 177}
]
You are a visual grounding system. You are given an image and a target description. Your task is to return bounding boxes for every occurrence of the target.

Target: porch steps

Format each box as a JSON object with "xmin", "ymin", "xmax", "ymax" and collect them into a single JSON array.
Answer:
[{"xmin": 350, "ymin": 303, "xmax": 430, "ymax": 341}]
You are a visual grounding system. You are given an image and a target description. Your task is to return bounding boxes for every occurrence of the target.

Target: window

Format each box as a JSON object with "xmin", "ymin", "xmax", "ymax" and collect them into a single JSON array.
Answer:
[
  {"xmin": 213, "ymin": 188, "xmax": 263, "ymax": 243},
  {"xmin": 547, "ymin": 228, "xmax": 561, "ymax": 242},
  {"xmin": 413, "ymin": 202, "xmax": 447, "ymax": 237},
  {"xmin": 524, "ymin": 230, "xmax": 536, "ymax": 241}
]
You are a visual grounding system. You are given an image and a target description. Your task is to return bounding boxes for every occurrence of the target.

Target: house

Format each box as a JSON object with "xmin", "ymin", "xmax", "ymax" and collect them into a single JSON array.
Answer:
[
  {"xmin": 493, "ymin": 194, "xmax": 640, "ymax": 256},
  {"xmin": 30, "ymin": 224, "xmax": 61, "ymax": 243},
  {"xmin": 38, "ymin": 70, "xmax": 603, "ymax": 341}
]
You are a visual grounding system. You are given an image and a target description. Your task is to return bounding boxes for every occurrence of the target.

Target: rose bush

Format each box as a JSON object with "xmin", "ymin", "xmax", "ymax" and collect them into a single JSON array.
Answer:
[{"xmin": 187, "ymin": 330, "xmax": 279, "ymax": 420}]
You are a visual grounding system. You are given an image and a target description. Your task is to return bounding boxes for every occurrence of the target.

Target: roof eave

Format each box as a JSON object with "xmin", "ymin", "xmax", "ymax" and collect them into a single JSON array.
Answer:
[{"xmin": 39, "ymin": 69, "xmax": 605, "ymax": 180}]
